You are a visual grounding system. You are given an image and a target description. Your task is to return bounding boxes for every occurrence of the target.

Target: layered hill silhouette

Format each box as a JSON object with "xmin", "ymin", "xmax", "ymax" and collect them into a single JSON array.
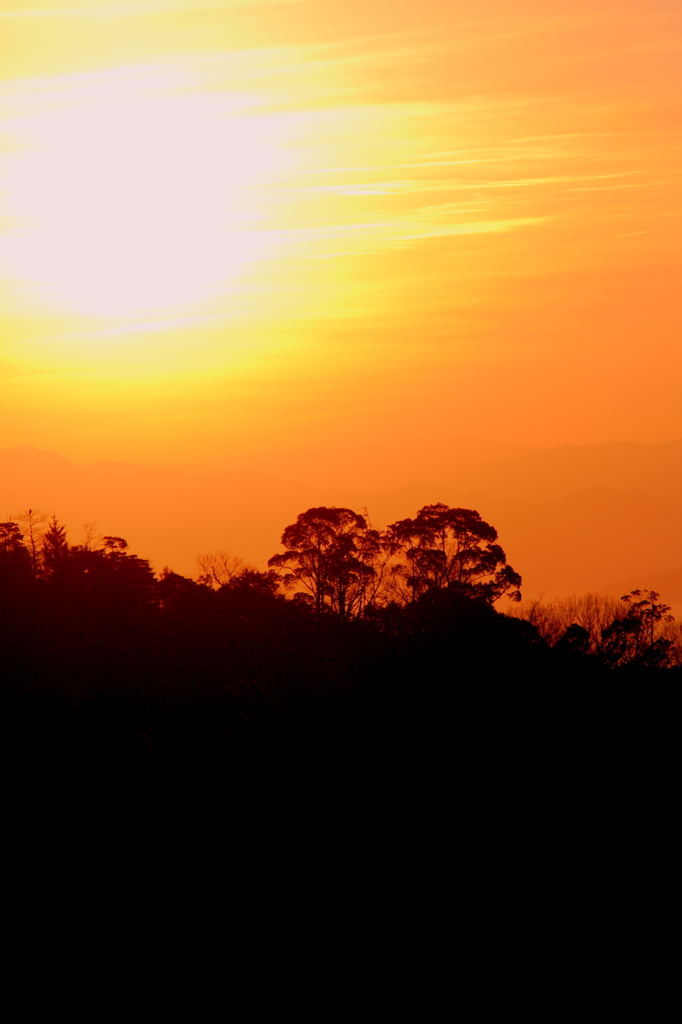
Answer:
[{"xmin": 1, "ymin": 440, "xmax": 681, "ymax": 599}]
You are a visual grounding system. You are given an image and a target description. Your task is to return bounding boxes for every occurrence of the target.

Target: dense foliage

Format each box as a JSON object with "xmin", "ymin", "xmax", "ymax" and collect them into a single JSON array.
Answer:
[{"xmin": 1, "ymin": 505, "xmax": 678, "ymax": 806}]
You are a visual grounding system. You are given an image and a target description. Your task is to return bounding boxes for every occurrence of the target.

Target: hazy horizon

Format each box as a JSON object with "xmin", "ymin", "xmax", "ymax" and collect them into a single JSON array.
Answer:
[{"xmin": 3, "ymin": 440, "xmax": 681, "ymax": 617}]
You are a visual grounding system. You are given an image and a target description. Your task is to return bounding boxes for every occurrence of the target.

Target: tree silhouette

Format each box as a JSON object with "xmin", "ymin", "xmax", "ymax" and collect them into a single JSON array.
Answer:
[
  {"xmin": 195, "ymin": 551, "xmax": 247, "ymax": 589},
  {"xmin": 385, "ymin": 503, "xmax": 521, "ymax": 604},
  {"xmin": 61, "ymin": 533, "xmax": 156, "ymax": 621},
  {"xmin": 601, "ymin": 590, "xmax": 674, "ymax": 669},
  {"xmin": 0, "ymin": 521, "xmax": 31, "ymax": 576},
  {"xmin": 0, "ymin": 521, "xmax": 34, "ymax": 624},
  {"xmin": 16, "ymin": 508, "xmax": 48, "ymax": 575},
  {"xmin": 511, "ymin": 592, "xmax": 627, "ymax": 654},
  {"xmin": 268, "ymin": 506, "xmax": 381, "ymax": 617},
  {"xmin": 41, "ymin": 514, "xmax": 69, "ymax": 578}
]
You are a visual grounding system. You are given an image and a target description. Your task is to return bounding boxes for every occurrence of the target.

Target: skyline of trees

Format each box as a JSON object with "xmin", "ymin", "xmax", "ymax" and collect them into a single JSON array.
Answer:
[{"xmin": 1, "ymin": 501, "xmax": 679, "ymax": 670}]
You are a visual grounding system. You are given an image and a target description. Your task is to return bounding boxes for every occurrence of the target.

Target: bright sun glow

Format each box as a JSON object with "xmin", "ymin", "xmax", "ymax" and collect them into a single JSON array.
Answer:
[
  {"xmin": 0, "ymin": 66, "xmax": 289, "ymax": 318},
  {"xmin": 2, "ymin": 0, "xmax": 680, "ymax": 472}
]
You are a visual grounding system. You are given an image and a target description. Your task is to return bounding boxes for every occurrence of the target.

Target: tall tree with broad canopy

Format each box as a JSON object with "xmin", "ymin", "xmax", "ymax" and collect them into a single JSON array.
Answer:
[
  {"xmin": 385, "ymin": 503, "xmax": 521, "ymax": 604},
  {"xmin": 268, "ymin": 506, "xmax": 382, "ymax": 618}
]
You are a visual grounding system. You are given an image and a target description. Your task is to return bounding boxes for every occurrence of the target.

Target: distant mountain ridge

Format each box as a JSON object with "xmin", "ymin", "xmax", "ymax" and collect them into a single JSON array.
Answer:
[
  {"xmin": 1, "ymin": 441, "xmax": 681, "ymax": 599},
  {"xmin": 601, "ymin": 565, "xmax": 682, "ymax": 605},
  {"xmin": 173, "ymin": 438, "xmax": 682, "ymax": 503}
]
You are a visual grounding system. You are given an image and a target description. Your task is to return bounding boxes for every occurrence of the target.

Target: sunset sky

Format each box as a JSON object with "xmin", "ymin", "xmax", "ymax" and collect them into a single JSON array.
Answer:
[{"xmin": 1, "ymin": 0, "xmax": 680, "ymax": 488}]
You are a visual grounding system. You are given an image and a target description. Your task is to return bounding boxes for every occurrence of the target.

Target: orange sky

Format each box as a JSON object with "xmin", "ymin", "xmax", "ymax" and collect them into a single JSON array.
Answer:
[{"xmin": 1, "ymin": 0, "xmax": 680, "ymax": 486}]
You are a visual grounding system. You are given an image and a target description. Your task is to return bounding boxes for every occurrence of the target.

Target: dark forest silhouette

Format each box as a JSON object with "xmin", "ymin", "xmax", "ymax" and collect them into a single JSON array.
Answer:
[{"xmin": 2, "ymin": 502, "xmax": 679, "ymax": 806}]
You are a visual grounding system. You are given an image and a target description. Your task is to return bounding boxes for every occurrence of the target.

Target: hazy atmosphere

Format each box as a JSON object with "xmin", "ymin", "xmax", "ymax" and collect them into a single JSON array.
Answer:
[{"xmin": 2, "ymin": 0, "xmax": 681, "ymax": 595}]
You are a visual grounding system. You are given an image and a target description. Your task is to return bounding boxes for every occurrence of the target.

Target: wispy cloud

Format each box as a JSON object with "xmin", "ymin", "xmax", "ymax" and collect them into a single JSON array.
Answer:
[
  {"xmin": 289, "ymin": 171, "xmax": 645, "ymax": 197},
  {"xmin": 0, "ymin": 0, "xmax": 306, "ymax": 17},
  {"xmin": 272, "ymin": 211, "xmax": 550, "ymax": 259}
]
